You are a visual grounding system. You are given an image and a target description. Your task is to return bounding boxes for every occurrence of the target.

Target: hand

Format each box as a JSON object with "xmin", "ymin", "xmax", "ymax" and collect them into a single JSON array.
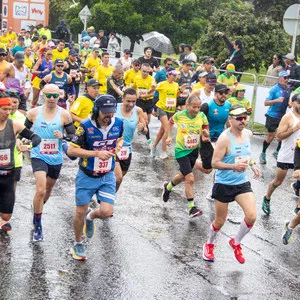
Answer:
[
  {"xmin": 234, "ymin": 159, "xmax": 248, "ymax": 172},
  {"xmin": 251, "ymin": 165, "xmax": 262, "ymax": 180},
  {"xmin": 68, "ymin": 94, "xmax": 75, "ymax": 104},
  {"xmin": 44, "ymin": 68, "xmax": 49, "ymax": 73},
  {"xmin": 277, "ymin": 97, "xmax": 284, "ymax": 103},
  {"xmin": 166, "ymin": 136, "xmax": 172, "ymax": 146},
  {"xmin": 95, "ymin": 150, "xmax": 115, "ymax": 160},
  {"xmin": 18, "ymin": 144, "xmax": 31, "ymax": 153},
  {"xmin": 53, "ymin": 130, "xmax": 63, "ymax": 139},
  {"xmin": 293, "ymin": 170, "xmax": 300, "ymax": 179},
  {"xmin": 115, "ymin": 140, "xmax": 123, "ymax": 153},
  {"xmin": 137, "ymin": 122, "xmax": 144, "ymax": 132}
]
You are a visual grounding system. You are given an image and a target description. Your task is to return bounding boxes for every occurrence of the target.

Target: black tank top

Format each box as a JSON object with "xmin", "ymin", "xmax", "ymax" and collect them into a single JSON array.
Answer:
[{"xmin": 0, "ymin": 119, "xmax": 15, "ymax": 170}]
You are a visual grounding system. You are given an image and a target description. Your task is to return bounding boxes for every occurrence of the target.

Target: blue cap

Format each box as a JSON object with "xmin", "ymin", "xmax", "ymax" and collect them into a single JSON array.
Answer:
[
  {"xmin": 94, "ymin": 94, "xmax": 117, "ymax": 113},
  {"xmin": 279, "ymin": 71, "xmax": 289, "ymax": 78}
]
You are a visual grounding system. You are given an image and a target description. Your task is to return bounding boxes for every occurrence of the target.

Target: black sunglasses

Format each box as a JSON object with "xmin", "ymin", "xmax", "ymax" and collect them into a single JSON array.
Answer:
[
  {"xmin": 218, "ymin": 91, "xmax": 228, "ymax": 95},
  {"xmin": 0, "ymin": 53, "xmax": 6, "ymax": 56}
]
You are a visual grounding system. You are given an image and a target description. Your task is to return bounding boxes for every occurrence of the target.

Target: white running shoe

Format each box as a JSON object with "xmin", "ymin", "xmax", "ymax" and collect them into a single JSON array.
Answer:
[
  {"xmin": 160, "ymin": 152, "xmax": 169, "ymax": 159},
  {"xmin": 206, "ymin": 191, "xmax": 214, "ymax": 201}
]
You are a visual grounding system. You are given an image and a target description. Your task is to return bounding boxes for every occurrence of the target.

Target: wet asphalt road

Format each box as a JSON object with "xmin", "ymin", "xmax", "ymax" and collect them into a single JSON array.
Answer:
[{"xmin": 1, "ymin": 117, "xmax": 300, "ymax": 300}]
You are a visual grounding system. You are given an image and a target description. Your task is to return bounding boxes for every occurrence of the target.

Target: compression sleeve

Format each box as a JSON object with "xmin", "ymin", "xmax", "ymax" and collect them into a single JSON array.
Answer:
[
  {"xmin": 19, "ymin": 128, "xmax": 41, "ymax": 147},
  {"xmin": 294, "ymin": 145, "xmax": 300, "ymax": 170},
  {"xmin": 64, "ymin": 122, "xmax": 76, "ymax": 141},
  {"xmin": 24, "ymin": 117, "xmax": 33, "ymax": 129}
]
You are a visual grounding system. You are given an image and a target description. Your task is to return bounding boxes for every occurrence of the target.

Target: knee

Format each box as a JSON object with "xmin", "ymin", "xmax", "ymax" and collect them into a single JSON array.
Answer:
[
  {"xmin": 76, "ymin": 206, "xmax": 88, "ymax": 219},
  {"xmin": 99, "ymin": 207, "xmax": 113, "ymax": 218},
  {"xmin": 115, "ymin": 173, "xmax": 123, "ymax": 186},
  {"xmin": 272, "ymin": 179, "xmax": 283, "ymax": 187},
  {"xmin": 213, "ymin": 218, "xmax": 225, "ymax": 229},
  {"xmin": 35, "ymin": 186, "xmax": 46, "ymax": 199},
  {"xmin": 245, "ymin": 213, "xmax": 256, "ymax": 226},
  {"xmin": 185, "ymin": 173, "xmax": 194, "ymax": 185}
]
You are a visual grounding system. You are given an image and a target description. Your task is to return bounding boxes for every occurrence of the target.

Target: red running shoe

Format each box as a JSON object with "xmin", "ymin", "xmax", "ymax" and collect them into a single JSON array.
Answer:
[
  {"xmin": 229, "ymin": 238, "xmax": 245, "ymax": 264},
  {"xmin": 203, "ymin": 243, "xmax": 215, "ymax": 262}
]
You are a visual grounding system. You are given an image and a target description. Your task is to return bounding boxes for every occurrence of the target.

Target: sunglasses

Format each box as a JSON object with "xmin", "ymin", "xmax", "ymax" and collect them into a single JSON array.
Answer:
[
  {"xmin": 166, "ymin": 64, "xmax": 173, "ymax": 66},
  {"xmin": 133, "ymin": 64, "xmax": 141, "ymax": 66},
  {"xmin": 218, "ymin": 91, "xmax": 228, "ymax": 95},
  {"xmin": 232, "ymin": 115, "xmax": 247, "ymax": 121},
  {"xmin": 283, "ymin": 76, "xmax": 289, "ymax": 80},
  {"xmin": 168, "ymin": 72, "xmax": 177, "ymax": 76},
  {"xmin": 272, "ymin": 57, "xmax": 278, "ymax": 60},
  {"xmin": 142, "ymin": 70, "xmax": 150, "ymax": 73},
  {"xmin": 56, "ymin": 65, "xmax": 64, "ymax": 68},
  {"xmin": 45, "ymin": 93, "xmax": 59, "ymax": 98},
  {"xmin": 0, "ymin": 53, "xmax": 6, "ymax": 56}
]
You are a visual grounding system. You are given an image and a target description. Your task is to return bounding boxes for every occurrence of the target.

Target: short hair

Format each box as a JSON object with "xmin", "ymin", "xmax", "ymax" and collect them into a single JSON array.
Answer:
[
  {"xmin": 123, "ymin": 88, "xmax": 137, "ymax": 98},
  {"xmin": 164, "ymin": 58, "xmax": 172, "ymax": 65},
  {"xmin": 114, "ymin": 64, "xmax": 123, "ymax": 72},
  {"xmin": 187, "ymin": 94, "xmax": 200, "ymax": 105},
  {"xmin": 184, "ymin": 44, "xmax": 192, "ymax": 51},
  {"xmin": 141, "ymin": 63, "xmax": 150, "ymax": 68},
  {"xmin": 144, "ymin": 47, "xmax": 152, "ymax": 53},
  {"xmin": 101, "ymin": 52, "xmax": 109, "ymax": 57},
  {"xmin": 59, "ymin": 39, "xmax": 65, "ymax": 44}
]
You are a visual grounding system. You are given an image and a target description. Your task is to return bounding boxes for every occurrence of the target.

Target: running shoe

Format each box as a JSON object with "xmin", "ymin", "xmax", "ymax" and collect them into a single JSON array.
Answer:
[
  {"xmin": 272, "ymin": 150, "xmax": 278, "ymax": 160},
  {"xmin": 229, "ymin": 238, "xmax": 245, "ymax": 264},
  {"xmin": 262, "ymin": 196, "xmax": 271, "ymax": 215},
  {"xmin": 0, "ymin": 222, "xmax": 12, "ymax": 232},
  {"xmin": 161, "ymin": 181, "xmax": 171, "ymax": 202},
  {"xmin": 147, "ymin": 139, "xmax": 153, "ymax": 151},
  {"xmin": 189, "ymin": 206, "xmax": 203, "ymax": 218},
  {"xmin": 160, "ymin": 152, "xmax": 169, "ymax": 159},
  {"xmin": 294, "ymin": 207, "xmax": 300, "ymax": 215},
  {"xmin": 206, "ymin": 191, "xmax": 214, "ymax": 202},
  {"xmin": 291, "ymin": 182, "xmax": 300, "ymax": 197},
  {"xmin": 70, "ymin": 243, "xmax": 87, "ymax": 261},
  {"xmin": 259, "ymin": 152, "xmax": 266, "ymax": 164},
  {"xmin": 151, "ymin": 146, "xmax": 157, "ymax": 158},
  {"xmin": 33, "ymin": 226, "xmax": 44, "ymax": 242},
  {"xmin": 203, "ymin": 243, "xmax": 215, "ymax": 262},
  {"xmin": 83, "ymin": 208, "xmax": 96, "ymax": 239},
  {"xmin": 282, "ymin": 221, "xmax": 293, "ymax": 245}
]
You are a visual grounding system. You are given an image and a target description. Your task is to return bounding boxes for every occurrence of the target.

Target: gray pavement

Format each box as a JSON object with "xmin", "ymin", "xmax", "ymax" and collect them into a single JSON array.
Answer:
[{"xmin": 1, "ymin": 117, "xmax": 299, "ymax": 300}]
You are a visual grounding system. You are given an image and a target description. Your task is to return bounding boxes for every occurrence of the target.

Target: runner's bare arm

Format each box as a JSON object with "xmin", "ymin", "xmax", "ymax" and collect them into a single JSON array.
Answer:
[
  {"xmin": 277, "ymin": 114, "xmax": 298, "ymax": 141},
  {"xmin": 136, "ymin": 107, "xmax": 147, "ymax": 134}
]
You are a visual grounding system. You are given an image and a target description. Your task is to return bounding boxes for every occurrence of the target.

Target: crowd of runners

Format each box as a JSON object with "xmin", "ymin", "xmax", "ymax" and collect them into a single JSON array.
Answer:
[{"xmin": 0, "ymin": 26, "xmax": 300, "ymax": 263}]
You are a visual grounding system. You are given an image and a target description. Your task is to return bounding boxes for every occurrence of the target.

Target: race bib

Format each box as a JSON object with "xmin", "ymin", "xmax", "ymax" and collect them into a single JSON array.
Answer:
[
  {"xmin": 234, "ymin": 155, "xmax": 250, "ymax": 164},
  {"xmin": 93, "ymin": 157, "xmax": 112, "ymax": 174},
  {"xmin": 117, "ymin": 146, "xmax": 130, "ymax": 161},
  {"xmin": 40, "ymin": 139, "xmax": 59, "ymax": 154},
  {"xmin": 70, "ymin": 69, "xmax": 77, "ymax": 78},
  {"xmin": 179, "ymin": 89, "xmax": 189, "ymax": 98},
  {"xmin": 59, "ymin": 89, "xmax": 65, "ymax": 98},
  {"xmin": 184, "ymin": 135, "xmax": 200, "ymax": 149},
  {"xmin": 166, "ymin": 97, "xmax": 176, "ymax": 108},
  {"xmin": 138, "ymin": 89, "xmax": 147, "ymax": 97},
  {"xmin": 0, "ymin": 149, "xmax": 11, "ymax": 166}
]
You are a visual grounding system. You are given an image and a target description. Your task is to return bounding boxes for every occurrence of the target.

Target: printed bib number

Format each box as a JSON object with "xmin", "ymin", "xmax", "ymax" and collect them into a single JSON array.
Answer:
[
  {"xmin": 184, "ymin": 135, "xmax": 200, "ymax": 149},
  {"xmin": 138, "ymin": 89, "xmax": 147, "ymax": 97},
  {"xmin": 93, "ymin": 157, "xmax": 112, "ymax": 174},
  {"xmin": 40, "ymin": 139, "xmax": 59, "ymax": 154},
  {"xmin": 117, "ymin": 146, "xmax": 130, "ymax": 161},
  {"xmin": 0, "ymin": 149, "xmax": 11, "ymax": 166},
  {"xmin": 166, "ymin": 97, "xmax": 176, "ymax": 108},
  {"xmin": 234, "ymin": 155, "xmax": 250, "ymax": 164}
]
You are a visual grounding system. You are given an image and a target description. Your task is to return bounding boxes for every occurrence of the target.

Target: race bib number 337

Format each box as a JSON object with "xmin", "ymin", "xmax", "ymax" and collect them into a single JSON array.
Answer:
[{"xmin": 93, "ymin": 157, "xmax": 112, "ymax": 174}]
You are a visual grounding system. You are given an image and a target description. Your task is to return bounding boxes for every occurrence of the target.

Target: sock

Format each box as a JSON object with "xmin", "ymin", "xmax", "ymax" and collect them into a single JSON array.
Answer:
[
  {"xmin": 86, "ymin": 211, "xmax": 93, "ymax": 221},
  {"xmin": 234, "ymin": 219, "xmax": 253, "ymax": 245},
  {"xmin": 187, "ymin": 198, "xmax": 194, "ymax": 208},
  {"xmin": 276, "ymin": 141, "xmax": 281, "ymax": 152},
  {"xmin": 295, "ymin": 180, "xmax": 300, "ymax": 190},
  {"xmin": 207, "ymin": 223, "xmax": 220, "ymax": 244},
  {"xmin": 166, "ymin": 181, "xmax": 175, "ymax": 191},
  {"xmin": 146, "ymin": 125, "xmax": 150, "ymax": 140},
  {"xmin": 34, "ymin": 213, "xmax": 42, "ymax": 226},
  {"xmin": 262, "ymin": 140, "xmax": 270, "ymax": 153},
  {"xmin": 74, "ymin": 241, "xmax": 83, "ymax": 246}
]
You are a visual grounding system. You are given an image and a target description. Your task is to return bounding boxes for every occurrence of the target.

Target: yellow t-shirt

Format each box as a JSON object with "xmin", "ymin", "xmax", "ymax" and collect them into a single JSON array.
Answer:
[
  {"xmin": 156, "ymin": 81, "xmax": 179, "ymax": 113},
  {"xmin": 191, "ymin": 82, "xmax": 205, "ymax": 93},
  {"xmin": 227, "ymin": 96, "xmax": 251, "ymax": 110},
  {"xmin": 94, "ymin": 64, "xmax": 114, "ymax": 94},
  {"xmin": 52, "ymin": 48, "xmax": 69, "ymax": 62},
  {"xmin": 0, "ymin": 36, "xmax": 10, "ymax": 47},
  {"xmin": 24, "ymin": 56, "xmax": 34, "ymax": 70},
  {"xmin": 217, "ymin": 73, "xmax": 237, "ymax": 87},
  {"xmin": 0, "ymin": 60, "xmax": 9, "ymax": 81},
  {"xmin": 132, "ymin": 75, "xmax": 156, "ymax": 101},
  {"xmin": 124, "ymin": 69, "xmax": 141, "ymax": 86},
  {"xmin": 83, "ymin": 56, "xmax": 100, "ymax": 80},
  {"xmin": 7, "ymin": 32, "xmax": 17, "ymax": 43},
  {"xmin": 70, "ymin": 95, "xmax": 94, "ymax": 128}
]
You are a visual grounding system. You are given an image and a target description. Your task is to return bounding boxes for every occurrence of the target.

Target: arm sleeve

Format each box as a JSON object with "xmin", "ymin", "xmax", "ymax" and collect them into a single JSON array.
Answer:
[
  {"xmin": 200, "ymin": 103, "xmax": 209, "ymax": 116},
  {"xmin": 24, "ymin": 117, "xmax": 33, "ymax": 129},
  {"xmin": 19, "ymin": 128, "xmax": 41, "ymax": 147},
  {"xmin": 294, "ymin": 145, "xmax": 300, "ymax": 170},
  {"xmin": 70, "ymin": 125, "xmax": 87, "ymax": 148},
  {"xmin": 64, "ymin": 122, "xmax": 76, "ymax": 141}
]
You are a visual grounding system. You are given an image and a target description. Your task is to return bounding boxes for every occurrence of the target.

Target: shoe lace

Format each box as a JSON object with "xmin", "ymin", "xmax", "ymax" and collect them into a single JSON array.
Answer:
[{"xmin": 235, "ymin": 244, "xmax": 243, "ymax": 255}]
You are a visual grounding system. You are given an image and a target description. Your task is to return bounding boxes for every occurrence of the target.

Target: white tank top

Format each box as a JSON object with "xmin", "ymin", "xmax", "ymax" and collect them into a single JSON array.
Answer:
[
  {"xmin": 11, "ymin": 64, "xmax": 27, "ymax": 82},
  {"xmin": 277, "ymin": 111, "xmax": 300, "ymax": 164}
]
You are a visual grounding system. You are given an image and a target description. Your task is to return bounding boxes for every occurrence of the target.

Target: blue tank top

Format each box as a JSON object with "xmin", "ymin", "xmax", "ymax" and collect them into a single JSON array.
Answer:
[
  {"xmin": 207, "ymin": 99, "xmax": 231, "ymax": 142},
  {"xmin": 115, "ymin": 104, "xmax": 138, "ymax": 153},
  {"xmin": 215, "ymin": 129, "xmax": 251, "ymax": 185},
  {"xmin": 50, "ymin": 72, "xmax": 68, "ymax": 90},
  {"xmin": 79, "ymin": 117, "xmax": 123, "ymax": 176},
  {"xmin": 31, "ymin": 106, "xmax": 63, "ymax": 165},
  {"xmin": 38, "ymin": 59, "xmax": 53, "ymax": 79}
]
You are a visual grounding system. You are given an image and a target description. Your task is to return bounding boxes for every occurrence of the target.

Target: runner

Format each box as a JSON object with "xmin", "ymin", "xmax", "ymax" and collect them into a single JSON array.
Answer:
[
  {"xmin": 228, "ymin": 84, "xmax": 252, "ymax": 115},
  {"xmin": 152, "ymin": 68, "xmax": 180, "ymax": 159},
  {"xmin": 191, "ymin": 72, "xmax": 216, "ymax": 105},
  {"xmin": 0, "ymin": 92, "xmax": 41, "ymax": 232},
  {"xmin": 202, "ymin": 104, "xmax": 261, "ymax": 264},
  {"xmin": 115, "ymin": 88, "xmax": 147, "ymax": 190},
  {"xmin": 124, "ymin": 60, "xmax": 141, "ymax": 87},
  {"xmin": 25, "ymin": 84, "xmax": 75, "ymax": 242},
  {"xmin": 68, "ymin": 94, "xmax": 123, "ymax": 260},
  {"xmin": 262, "ymin": 93, "xmax": 300, "ymax": 215},
  {"xmin": 162, "ymin": 94, "xmax": 210, "ymax": 218}
]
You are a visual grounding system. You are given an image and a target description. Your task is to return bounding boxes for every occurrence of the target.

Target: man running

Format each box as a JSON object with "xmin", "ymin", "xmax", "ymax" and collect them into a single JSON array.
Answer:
[
  {"xmin": 262, "ymin": 93, "xmax": 300, "ymax": 215},
  {"xmin": 162, "ymin": 95, "xmax": 210, "ymax": 218},
  {"xmin": 203, "ymin": 105, "xmax": 261, "ymax": 264},
  {"xmin": 115, "ymin": 88, "xmax": 147, "ymax": 190},
  {"xmin": 0, "ymin": 93, "xmax": 41, "ymax": 232},
  {"xmin": 25, "ymin": 84, "xmax": 75, "ymax": 242},
  {"xmin": 68, "ymin": 95, "xmax": 123, "ymax": 261}
]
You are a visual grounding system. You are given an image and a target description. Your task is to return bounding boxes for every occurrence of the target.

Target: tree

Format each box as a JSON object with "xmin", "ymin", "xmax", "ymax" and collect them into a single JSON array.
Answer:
[
  {"xmin": 49, "ymin": 0, "xmax": 73, "ymax": 31},
  {"xmin": 193, "ymin": 2, "xmax": 290, "ymax": 72}
]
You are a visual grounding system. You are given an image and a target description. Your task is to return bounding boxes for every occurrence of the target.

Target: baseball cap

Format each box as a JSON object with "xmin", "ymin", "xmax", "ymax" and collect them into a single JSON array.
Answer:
[
  {"xmin": 88, "ymin": 26, "xmax": 95, "ymax": 31},
  {"xmin": 229, "ymin": 106, "xmax": 247, "ymax": 116},
  {"xmin": 226, "ymin": 64, "xmax": 235, "ymax": 72},
  {"xmin": 54, "ymin": 59, "xmax": 64, "ymax": 65},
  {"xmin": 0, "ymin": 48, "xmax": 6, "ymax": 55},
  {"xmin": 203, "ymin": 57, "xmax": 214, "ymax": 64},
  {"xmin": 284, "ymin": 53, "xmax": 295, "ymax": 60},
  {"xmin": 167, "ymin": 67, "xmax": 178, "ymax": 76},
  {"xmin": 182, "ymin": 59, "xmax": 192, "ymax": 65},
  {"xmin": 94, "ymin": 95, "xmax": 117, "ymax": 114},
  {"xmin": 215, "ymin": 83, "xmax": 229, "ymax": 93},
  {"xmin": 48, "ymin": 41, "xmax": 55, "ymax": 48},
  {"xmin": 87, "ymin": 78, "xmax": 100, "ymax": 87},
  {"xmin": 93, "ymin": 46, "xmax": 100, "ymax": 52},
  {"xmin": 206, "ymin": 72, "xmax": 217, "ymax": 84},
  {"xmin": 69, "ymin": 49, "xmax": 78, "ymax": 56},
  {"xmin": 14, "ymin": 52, "xmax": 25, "ymax": 62},
  {"xmin": 292, "ymin": 93, "xmax": 300, "ymax": 102},
  {"xmin": 236, "ymin": 84, "xmax": 245, "ymax": 91},
  {"xmin": 42, "ymin": 35, "xmax": 47, "ymax": 39},
  {"xmin": 124, "ymin": 49, "xmax": 131, "ymax": 54},
  {"xmin": 279, "ymin": 71, "xmax": 289, "ymax": 78},
  {"xmin": 198, "ymin": 71, "xmax": 208, "ymax": 78}
]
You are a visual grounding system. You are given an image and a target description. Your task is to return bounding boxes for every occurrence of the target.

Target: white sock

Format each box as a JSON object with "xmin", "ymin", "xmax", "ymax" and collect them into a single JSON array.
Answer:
[
  {"xmin": 234, "ymin": 219, "xmax": 252, "ymax": 245},
  {"xmin": 86, "ymin": 211, "xmax": 93, "ymax": 221},
  {"xmin": 207, "ymin": 223, "xmax": 220, "ymax": 244}
]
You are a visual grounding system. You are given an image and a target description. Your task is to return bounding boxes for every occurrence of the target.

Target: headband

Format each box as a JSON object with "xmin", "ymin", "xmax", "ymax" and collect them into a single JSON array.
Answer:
[
  {"xmin": 0, "ymin": 97, "xmax": 12, "ymax": 107},
  {"xmin": 229, "ymin": 107, "xmax": 247, "ymax": 116}
]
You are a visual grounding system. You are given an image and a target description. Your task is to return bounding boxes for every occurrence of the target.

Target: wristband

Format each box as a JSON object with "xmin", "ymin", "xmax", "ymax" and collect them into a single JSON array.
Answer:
[
  {"xmin": 168, "ymin": 134, "xmax": 172, "ymax": 137},
  {"xmin": 249, "ymin": 160, "xmax": 256, "ymax": 166}
]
